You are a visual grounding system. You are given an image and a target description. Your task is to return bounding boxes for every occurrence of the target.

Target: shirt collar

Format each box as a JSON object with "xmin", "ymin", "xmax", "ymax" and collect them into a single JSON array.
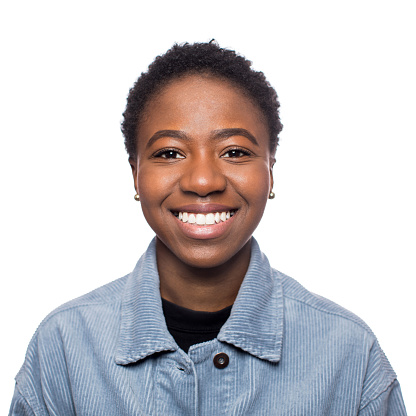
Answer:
[
  {"xmin": 217, "ymin": 239, "xmax": 284, "ymax": 362},
  {"xmin": 115, "ymin": 239, "xmax": 176, "ymax": 365},
  {"xmin": 115, "ymin": 238, "xmax": 284, "ymax": 365}
]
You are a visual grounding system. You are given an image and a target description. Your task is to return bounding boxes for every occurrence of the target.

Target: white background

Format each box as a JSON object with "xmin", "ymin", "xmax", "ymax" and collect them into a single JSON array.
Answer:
[{"xmin": 1, "ymin": 0, "xmax": 415, "ymax": 413}]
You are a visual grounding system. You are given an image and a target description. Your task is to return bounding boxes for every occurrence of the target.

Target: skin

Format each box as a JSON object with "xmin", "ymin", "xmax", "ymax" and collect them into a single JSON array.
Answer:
[{"xmin": 130, "ymin": 74, "xmax": 275, "ymax": 311}]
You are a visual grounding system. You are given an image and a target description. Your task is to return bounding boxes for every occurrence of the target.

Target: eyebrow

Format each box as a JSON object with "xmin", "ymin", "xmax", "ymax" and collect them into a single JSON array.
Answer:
[
  {"xmin": 145, "ymin": 130, "xmax": 188, "ymax": 149},
  {"xmin": 145, "ymin": 128, "xmax": 259, "ymax": 149},
  {"xmin": 212, "ymin": 128, "xmax": 259, "ymax": 146}
]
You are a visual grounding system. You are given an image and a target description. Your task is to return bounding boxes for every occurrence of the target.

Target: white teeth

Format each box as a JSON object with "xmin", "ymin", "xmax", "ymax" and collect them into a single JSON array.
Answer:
[
  {"xmin": 206, "ymin": 213, "xmax": 215, "ymax": 225},
  {"xmin": 196, "ymin": 214, "xmax": 205, "ymax": 225},
  {"xmin": 188, "ymin": 213, "xmax": 196, "ymax": 224},
  {"xmin": 176, "ymin": 210, "xmax": 236, "ymax": 225}
]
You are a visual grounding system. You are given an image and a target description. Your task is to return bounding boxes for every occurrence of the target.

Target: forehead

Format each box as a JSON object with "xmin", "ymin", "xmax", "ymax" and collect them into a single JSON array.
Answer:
[{"xmin": 137, "ymin": 74, "xmax": 269, "ymax": 149}]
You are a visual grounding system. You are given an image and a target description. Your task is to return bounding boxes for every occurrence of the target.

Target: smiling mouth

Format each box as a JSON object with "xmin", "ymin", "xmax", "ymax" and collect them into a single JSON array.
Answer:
[{"xmin": 172, "ymin": 210, "xmax": 237, "ymax": 225}]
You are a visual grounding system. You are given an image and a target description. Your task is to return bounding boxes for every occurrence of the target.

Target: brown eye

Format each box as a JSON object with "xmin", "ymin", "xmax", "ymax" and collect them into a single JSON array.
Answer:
[
  {"xmin": 154, "ymin": 149, "xmax": 185, "ymax": 159},
  {"xmin": 222, "ymin": 148, "xmax": 251, "ymax": 158}
]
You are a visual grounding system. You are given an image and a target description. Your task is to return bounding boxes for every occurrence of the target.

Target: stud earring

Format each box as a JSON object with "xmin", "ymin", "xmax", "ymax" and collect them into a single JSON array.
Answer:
[
  {"xmin": 134, "ymin": 194, "xmax": 140, "ymax": 201},
  {"xmin": 269, "ymin": 191, "xmax": 275, "ymax": 199}
]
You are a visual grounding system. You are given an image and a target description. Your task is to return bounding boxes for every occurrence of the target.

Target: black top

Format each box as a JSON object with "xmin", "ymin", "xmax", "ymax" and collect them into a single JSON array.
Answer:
[{"xmin": 161, "ymin": 298, "xmax": 233, "ymax": 352}]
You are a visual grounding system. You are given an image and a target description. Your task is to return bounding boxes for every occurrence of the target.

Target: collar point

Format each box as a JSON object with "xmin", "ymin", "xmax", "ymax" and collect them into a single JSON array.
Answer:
[
  {"xmin": 115, "ymin": 344, "xmax": 177, "ymax": 366},
  {"xmin": 218, "ymin": 336, "xmax": 282, "ymax": 363}
]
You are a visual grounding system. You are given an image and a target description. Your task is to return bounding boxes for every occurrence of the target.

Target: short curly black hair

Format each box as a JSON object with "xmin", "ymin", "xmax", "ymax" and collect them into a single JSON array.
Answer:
[{"xmin": 121, "ymin": 41, "xmax": 282, "ymax": 159}]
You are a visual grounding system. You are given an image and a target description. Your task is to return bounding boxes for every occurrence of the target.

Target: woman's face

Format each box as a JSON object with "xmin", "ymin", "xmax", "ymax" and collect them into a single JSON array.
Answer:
[{"xmin": 131, "ymin": 74, "xmax": 274, "ymax": 269}]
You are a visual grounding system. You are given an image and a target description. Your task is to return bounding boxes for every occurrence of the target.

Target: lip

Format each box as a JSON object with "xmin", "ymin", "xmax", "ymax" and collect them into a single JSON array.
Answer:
[
  {"xmin": 171, "ymin": 208, "xmax": 238, "ymax": 240},
  {"xmin": 170, "ymin": 204, "xmax": 237, "ymax": 214}
]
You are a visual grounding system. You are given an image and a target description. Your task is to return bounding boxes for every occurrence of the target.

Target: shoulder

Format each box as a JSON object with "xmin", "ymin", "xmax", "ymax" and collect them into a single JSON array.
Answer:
[
  {"xmin": 36, "ymin": 274, "xmax": 129, "ymax": 329},
  {"xmin": 13, "ymin": 274, "xmax": 131, "ymax": 413},
  {"xmin": 20, "ymin": 274, "xmax": 132, "ymax": 357},
  {"xmin": 17, "ymin": 273, "xmax": 130, "ymax": 373},
  {"xmin": 275, "ymin": 269, "xmax": 375, "ymax": 336},
  {"xmin": 274, "ymin": 269, "xmax": 400, "ymax": 409}
]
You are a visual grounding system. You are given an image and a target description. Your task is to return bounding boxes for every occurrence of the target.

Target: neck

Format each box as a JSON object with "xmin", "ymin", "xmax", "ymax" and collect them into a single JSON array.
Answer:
[{"xmin": 156, "ymin": 238, "xmax": 252, "ymax": 312}]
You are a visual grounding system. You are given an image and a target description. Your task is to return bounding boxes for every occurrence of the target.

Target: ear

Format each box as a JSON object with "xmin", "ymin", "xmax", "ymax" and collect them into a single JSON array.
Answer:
[
  {"xmin": 129, "ymin": 157, "xmax": 139, "ymax": 194},
  {"xmin": 269, "ymin": 156, "xmax": 275, "ymax": 193}
]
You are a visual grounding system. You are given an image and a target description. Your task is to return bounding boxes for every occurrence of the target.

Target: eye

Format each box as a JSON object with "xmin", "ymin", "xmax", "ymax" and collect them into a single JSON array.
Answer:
[
  {"xmin": 153, "ymin": 149, "xmax": 185, "ymax": 159},
  {"xmin": 221, "ymin": 148, "xmax": 252, "ymax": 158}
]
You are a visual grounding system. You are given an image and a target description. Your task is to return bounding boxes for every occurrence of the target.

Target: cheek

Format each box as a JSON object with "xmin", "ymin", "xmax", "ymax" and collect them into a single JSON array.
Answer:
[
  {"xmin": 137, "ymin": 165, "xmax": 178, "ymax": 204},
  {"xmin": 228, "ymin": 164, "xmax": 271, "ymax": 202}
]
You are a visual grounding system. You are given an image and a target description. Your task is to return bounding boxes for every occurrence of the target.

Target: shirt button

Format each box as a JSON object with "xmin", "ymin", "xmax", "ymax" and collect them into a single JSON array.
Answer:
[{"xmin": 213, "ymin": 352, "xmax": 229, "ymax": 369}]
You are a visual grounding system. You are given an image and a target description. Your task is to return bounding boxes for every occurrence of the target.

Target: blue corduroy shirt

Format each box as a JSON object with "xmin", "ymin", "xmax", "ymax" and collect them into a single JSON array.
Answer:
[{"xmin": 10, "ymin": 238, "xmax": 406, "ymax": 415}]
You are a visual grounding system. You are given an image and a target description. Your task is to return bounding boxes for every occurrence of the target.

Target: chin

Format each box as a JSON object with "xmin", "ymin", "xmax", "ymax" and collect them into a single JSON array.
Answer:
[
  {"xmin": 174, "ymin": 237, "xmax": 252, "ymax": 270},
  {"xmin": 177, "ymin": 246, "xmax": 232, "ymax": 269}
]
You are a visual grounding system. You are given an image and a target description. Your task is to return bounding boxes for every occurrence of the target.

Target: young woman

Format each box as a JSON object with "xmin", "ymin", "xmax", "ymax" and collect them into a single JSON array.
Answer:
[{"xmin": 10, "ymin": 42, "xmax": 406, "ymax": 415}]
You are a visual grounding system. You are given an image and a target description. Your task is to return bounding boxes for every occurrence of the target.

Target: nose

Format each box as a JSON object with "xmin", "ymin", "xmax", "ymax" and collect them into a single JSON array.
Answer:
[{"xmin": 179, "ymin": 155, "xmax": 227, "ymax": 197}]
